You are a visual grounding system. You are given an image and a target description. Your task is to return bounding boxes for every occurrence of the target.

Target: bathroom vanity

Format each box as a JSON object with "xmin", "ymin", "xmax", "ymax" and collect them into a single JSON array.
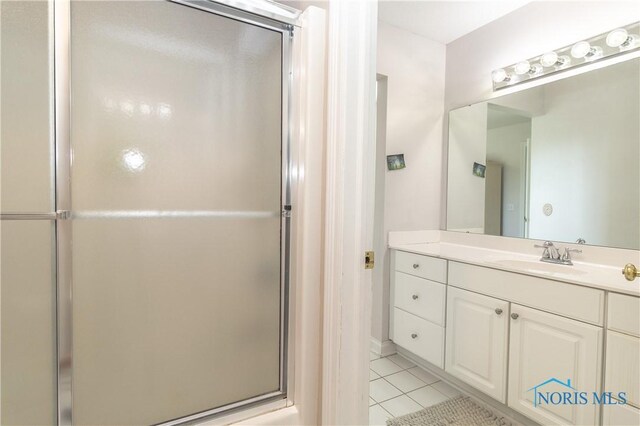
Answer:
[
  {"xmin": 383, "ymin": 50, "xmax": 640, "ymax": 426},
  {"xmin": 388, "ymin": 233, "xmax": 640, "ymax": 426}
]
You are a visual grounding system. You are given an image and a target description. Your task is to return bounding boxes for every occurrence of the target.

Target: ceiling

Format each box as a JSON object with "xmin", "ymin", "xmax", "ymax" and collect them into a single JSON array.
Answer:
[{"xmin": 378, "ymin": 1, "xmax": 532, "ymax": 45}]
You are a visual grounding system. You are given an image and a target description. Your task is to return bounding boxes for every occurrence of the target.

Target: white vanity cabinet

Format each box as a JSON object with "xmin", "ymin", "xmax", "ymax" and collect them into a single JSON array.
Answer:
[
  {"xmin": 447, "ymin": 261, "xmax": 603, "ymax": 425},
  {"xmin": 445, "ymin": 287, "xmax": 509, "ymax": 403},
  {"xmin": 389, "ymin": 248, "xmax": 637, "ymax": 426},
  {"xmin": 507, "ymin": 304, "xmax": 602, "ymax": 426}
]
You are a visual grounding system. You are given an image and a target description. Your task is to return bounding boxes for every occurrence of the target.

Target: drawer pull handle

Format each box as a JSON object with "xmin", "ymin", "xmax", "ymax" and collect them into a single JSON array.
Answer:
[
  {"xmin": 495, "ymin": 308, "xmax": 503, "ymax": 315},
  {"xmin": 511, "ymin": 313, "xmax": 519, "ymax": 320},
  {"xmin": 412, "ymin": 294, "xmax": 419, "ymax": 300},
  {"xmin": 412, "ymin": 263, "xmax": 420, "ymax": 269},
  {"xmin": 411, "ymin": 333, "xmax": 418, "ymax": 339}
]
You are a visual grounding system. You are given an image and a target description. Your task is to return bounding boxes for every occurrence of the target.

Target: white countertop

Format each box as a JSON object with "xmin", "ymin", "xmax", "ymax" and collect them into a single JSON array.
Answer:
[{"xmin": 390, "ymin": 242, "xmax": 640, "ymax": 297}]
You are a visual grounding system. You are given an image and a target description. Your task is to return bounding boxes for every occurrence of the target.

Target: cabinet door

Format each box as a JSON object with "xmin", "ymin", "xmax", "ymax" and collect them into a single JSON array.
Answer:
[
  {"xmin": 603, "ymin": 403, "xmax": 640, "ymax": 425},
  {"xmin": 605, "ymin": 331, "xmax": 639, "ymax": 408},
  {"xmin": 508, "ymin": 304, "xmax": 602, "ymax": 425},
  {"xmin": 445, "ymin": 287, "xmax": 509, "ymax": 403}
]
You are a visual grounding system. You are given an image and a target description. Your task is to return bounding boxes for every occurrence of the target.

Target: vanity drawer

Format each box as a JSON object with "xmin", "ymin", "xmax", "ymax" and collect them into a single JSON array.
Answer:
[
  {"xmin": 395, "ymin": 251, "xmax": 447, "ymax": 283},
  {"xmin": 448, "ymin": 261, "xmax": 605, "ymax": 325},
  {"xmin": 605, "ymin": 331, "xmax": 639, "ymax": 408},
  {"xmin": 608, "ymin": 293, "xmax": 640, "ymax": 337},
  {"xmin": 394, "ymin": 272, "xmax": 445, "ymax": 326},
  {"xmin": 392, "ymin": 308, "xmax": 444, "ymax": 368}
]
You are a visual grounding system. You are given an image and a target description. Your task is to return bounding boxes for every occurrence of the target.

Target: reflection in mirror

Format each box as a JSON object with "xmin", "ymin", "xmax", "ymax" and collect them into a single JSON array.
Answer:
[{"xmin": 447, "ymin": 58, "xmax": 639, "ymax": 250}]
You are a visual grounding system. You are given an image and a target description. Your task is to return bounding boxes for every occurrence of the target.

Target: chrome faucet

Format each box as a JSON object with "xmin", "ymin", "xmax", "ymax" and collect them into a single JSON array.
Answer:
[
  {"xmin": 534, "ymin": 241, "xmax": 581, "ymax": 266},
  {"xmin": 535, "ymin": 241, "xmax": 559, "ymax": 261}
]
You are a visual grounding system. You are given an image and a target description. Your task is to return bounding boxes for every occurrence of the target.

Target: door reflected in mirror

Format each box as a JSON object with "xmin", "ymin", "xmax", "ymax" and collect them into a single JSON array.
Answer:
[{"xmin": 447, "ymin": 58, "xmax": 639, "ymax": 250}]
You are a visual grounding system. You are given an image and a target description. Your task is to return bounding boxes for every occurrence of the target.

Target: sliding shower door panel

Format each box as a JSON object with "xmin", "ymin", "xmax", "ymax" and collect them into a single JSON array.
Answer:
[
  {"xmin": 1, "ymin": 2, "xmax": 57, "ymax": 425},
  {"xmin": 69, "ymin": 1, "xmax": 285, "ymax": 424}
]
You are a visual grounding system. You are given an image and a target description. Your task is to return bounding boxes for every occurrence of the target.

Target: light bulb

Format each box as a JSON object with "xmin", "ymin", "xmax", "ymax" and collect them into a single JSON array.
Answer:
[
  {"xmin": 492, "ymin": 69, "xmax": 509, "ymax": 83},
  {"xmin": 571, "ymin": 41, "xmax": 592, "ymax": 58},
  {"xmin": 540, "ymin": 52, "xmax": 570, "ymax": 68},
  {"xmin": 606, "ymin": 28, "xmax": 629, "ymax": 47},
  {"xmin": 157, "ymin": 103, "xmax": 172, "ymax": 119},
  {"xmin": 540, "ymin": 52, "xmax": 559, "ymax": 67},
  {"xmin": 607, "ymin": 28, "xmax": 640, "ymax": 51},
  {"xmin": 122, "ymin": 149, "xmax": 146, "ymax": 173},
  {"xmin": 514, "ymin": 61, "xmax": 532, "ymax": 75}
]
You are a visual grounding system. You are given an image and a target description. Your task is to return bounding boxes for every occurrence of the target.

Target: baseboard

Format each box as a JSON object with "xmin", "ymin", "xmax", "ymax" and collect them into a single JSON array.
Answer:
[
  {"xmin": 370, "ymin": 337, "xmax": 396, "ymax": 357},
  {"xmin": 396, "ymin": 347, "xmax": 538, "ymax": 426}
]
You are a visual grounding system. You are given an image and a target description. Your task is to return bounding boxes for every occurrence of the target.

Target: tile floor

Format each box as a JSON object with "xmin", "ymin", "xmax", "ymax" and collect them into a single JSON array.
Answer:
[{"xmin": 369, "ymin": 352, "xmax": 462, "ymax": 425}]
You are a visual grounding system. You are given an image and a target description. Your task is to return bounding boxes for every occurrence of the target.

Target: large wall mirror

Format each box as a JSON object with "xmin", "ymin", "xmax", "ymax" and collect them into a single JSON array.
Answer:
[{"xmin": 446, "ymin": 57, "xmax": 639, "ymax": 250}]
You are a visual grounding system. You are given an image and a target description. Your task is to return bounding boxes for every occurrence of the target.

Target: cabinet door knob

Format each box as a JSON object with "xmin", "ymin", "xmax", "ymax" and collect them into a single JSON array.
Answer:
[
  {"xmin": 412, "ymin": 263, "xmax": 420, "ymax": 269},
  {"xmin": 511, "ymin": 313, "xmax": 519, "ymax": 320},
  {"xmin": 622, "ymin": 263, "xmax": 640, "ymax": 281},
  {"xmin": 412, "ymin": 294, "xmax": 419, "ymax": 300},
  {"xmin": 411, "ymin": 333, "xmax": 418, "ymax": 339},
  {"xmin": 495, "ymin": 308, "xmax": 503, "ymax": 315}
]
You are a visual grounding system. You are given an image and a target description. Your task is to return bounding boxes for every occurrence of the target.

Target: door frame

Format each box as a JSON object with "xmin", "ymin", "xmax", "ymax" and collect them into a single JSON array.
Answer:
[{"xmin": 321, "ymin": 1, "xmax": 378, "ymax": 425}]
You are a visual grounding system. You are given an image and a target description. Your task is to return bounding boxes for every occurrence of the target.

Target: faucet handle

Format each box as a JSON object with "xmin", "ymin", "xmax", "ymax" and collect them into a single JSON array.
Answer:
[
  {"xmin": 561, "ymin": 248, "xmax": 582, "ymax": 262},
  {"xmin": 534, "ymin": 242, "xmax": 553, "ymax": 259}
]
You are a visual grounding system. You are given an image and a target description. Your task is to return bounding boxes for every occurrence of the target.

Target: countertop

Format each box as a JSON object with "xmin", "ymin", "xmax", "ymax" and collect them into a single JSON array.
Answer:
[{"xmin": 390, "ymin": 242, "xmax": 640, "ymax": 297}]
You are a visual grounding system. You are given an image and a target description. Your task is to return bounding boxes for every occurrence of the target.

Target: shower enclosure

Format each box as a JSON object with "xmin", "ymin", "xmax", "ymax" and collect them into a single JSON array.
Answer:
[{"xmin": 1, "ymin": 1, "xmax": 295, "ymax": 424}]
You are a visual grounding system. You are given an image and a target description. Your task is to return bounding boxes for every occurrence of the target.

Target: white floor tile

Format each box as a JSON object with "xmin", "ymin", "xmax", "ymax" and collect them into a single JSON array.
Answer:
[
  {"xmin": 407, "ymin": 385, "xmax": 450, "ymax": 408},
  {"xmin": 380, "ymin": 395, "xmax": 423, "ymax": 417},
  {"xmin": 370, "ymin": 357, "xmax": 403, "ymax": 377},
  {"xmin": 385, "ymin": 370, "xmax": 427, "ymax": 393},
  {"xmin": 407, "ymin": 366, "xmax": 440, "ymax": 385},
  {"xmin": 431, "ymin": 381, "xmax": 462, "ymax": 398},
  {"xmin": 387, "ymin": 354, "xmax": 415, "ymax": 370},
  {"xmin": 369, "ymin": 397, "xmax": 376, "ymax": 407},
  {"xmin": 370, "ymin": 351, "xmax": 381, "ymax": 361},
  {"xmin": 369, "ymin": 404, "xmax": 392, "ymax": 426},
  {"xmin": 370, "ymin": 369, "xmax": 380, "ymax": 381},
  {"xmin": 370, "ymin": 378, "xmax": 402, "ymax": 403}
]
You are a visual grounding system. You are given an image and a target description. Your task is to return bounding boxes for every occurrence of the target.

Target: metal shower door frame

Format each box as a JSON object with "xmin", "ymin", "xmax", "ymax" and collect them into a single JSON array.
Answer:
[{"xmin": 53, "ymin": 1, "xmax": 296, "ymax": 424}]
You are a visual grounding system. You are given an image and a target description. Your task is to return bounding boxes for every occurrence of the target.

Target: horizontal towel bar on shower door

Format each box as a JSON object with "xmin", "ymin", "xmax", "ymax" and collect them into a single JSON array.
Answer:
[
  {"xmin": 70, "ymin": 210, "xmax": 281, "ymax": 219},
  {"xmin": 0, "ymin": 212, "xmax": 58, "ymax": 220}
]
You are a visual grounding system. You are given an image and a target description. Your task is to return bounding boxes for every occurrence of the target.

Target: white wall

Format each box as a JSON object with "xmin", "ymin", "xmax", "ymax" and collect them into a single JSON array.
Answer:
[
  {"xmin": 372, "ymin": 21, "xmax": 445, "ymax": 345},
  {"xmin": 528, "ymin": 59, "xmax": 639, "ymax": 249}
]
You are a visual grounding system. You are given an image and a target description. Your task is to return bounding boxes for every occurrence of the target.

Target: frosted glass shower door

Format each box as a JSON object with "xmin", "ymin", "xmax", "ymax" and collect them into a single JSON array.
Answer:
[{"xmin": 68, "ymin": 1, "xmax": 287, "ymax": 424}]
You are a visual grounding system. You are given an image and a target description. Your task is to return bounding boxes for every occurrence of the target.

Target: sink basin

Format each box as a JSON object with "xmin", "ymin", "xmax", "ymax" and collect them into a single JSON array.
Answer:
[{"xmin": 490, "ymin": 259, "xmax": 588, "ymax": 276}]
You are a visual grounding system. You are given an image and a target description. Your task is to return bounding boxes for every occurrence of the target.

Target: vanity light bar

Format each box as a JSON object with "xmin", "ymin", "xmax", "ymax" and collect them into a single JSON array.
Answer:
[{"xmin": 492, "ymin": 21, "xmax": 640, "ymax": 91}]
